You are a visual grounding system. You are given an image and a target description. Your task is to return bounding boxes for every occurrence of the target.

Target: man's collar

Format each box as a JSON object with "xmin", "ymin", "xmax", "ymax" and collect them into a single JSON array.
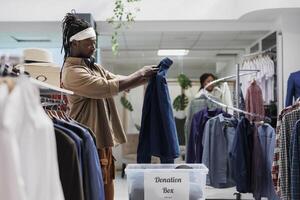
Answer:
[{"xmin": 65, "ymin": 57, "xmax": 85, "ymax": 65}]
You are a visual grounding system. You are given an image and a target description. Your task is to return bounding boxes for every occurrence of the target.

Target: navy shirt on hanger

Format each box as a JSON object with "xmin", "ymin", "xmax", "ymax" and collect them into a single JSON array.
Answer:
[{"xmin": 137, "ymin": 57, "xmax": 180, "ymax": 163}]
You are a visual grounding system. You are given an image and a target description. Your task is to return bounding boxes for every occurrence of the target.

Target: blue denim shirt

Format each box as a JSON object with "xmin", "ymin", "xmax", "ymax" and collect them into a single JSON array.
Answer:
[
  {"xmin": 202, "ymin": 113, "xmax": 238, "ymax": 188},
  {"xmin": 286, "ymin": 71, "xmax": 300, "ymax": 106},
  {"xmin": 186, "ymin": 107, "xmax": 223, "ymax": 163},
  {"xmin": 256, "ymin": 124, "xmax": 279, "ymax": 200},
  {"xmin": 137, "ymin": 58, "xmax": 180, "ymax": 163},
  {"xmin": 55, "ymin": 119, "xmax": 105, "ymax": 200}
]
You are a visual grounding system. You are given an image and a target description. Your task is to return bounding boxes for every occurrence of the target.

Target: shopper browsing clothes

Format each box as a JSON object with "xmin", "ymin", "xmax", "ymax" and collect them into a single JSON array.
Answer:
[{"xmin": 60, "ymin": 13, "xmax": 158, "ymax": 200}]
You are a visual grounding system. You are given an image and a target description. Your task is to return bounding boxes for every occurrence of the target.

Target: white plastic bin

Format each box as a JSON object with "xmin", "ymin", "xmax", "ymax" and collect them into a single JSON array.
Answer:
[{"xmin": 125, "ymin": 164, "xmax": 208, "ymax": 200}]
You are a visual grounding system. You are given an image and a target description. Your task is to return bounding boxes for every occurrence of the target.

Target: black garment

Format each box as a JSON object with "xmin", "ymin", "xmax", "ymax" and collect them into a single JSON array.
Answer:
[
  {"xmin": 230, "ymin": 117, "xmax": 254, "ymax": 193},
  {"xmin": 175, "ymin": 117, "xmax": 186, "ymax": 146},
  {"xmin": 55, "ymin": 128, "xmax": 84, "ymax": 200},
  {"xmin": 251, "ymin": 126, "xmax": 264, "ymax": 200}
]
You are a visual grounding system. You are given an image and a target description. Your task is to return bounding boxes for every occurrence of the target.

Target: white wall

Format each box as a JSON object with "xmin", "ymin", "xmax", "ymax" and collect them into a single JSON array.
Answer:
[
  {"xmin": 216, "ymin": 58, "xmax": 239, "ymax": 78},
  {"xmin": 274, "ymin": 13, "xmax": 300, "ymax": 108}
]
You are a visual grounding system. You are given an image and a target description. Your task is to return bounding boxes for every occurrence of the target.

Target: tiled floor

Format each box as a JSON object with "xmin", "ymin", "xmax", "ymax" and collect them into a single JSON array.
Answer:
[{"xmin": 114, "ymin": 171, "xmax": 254, "ymax": 200}]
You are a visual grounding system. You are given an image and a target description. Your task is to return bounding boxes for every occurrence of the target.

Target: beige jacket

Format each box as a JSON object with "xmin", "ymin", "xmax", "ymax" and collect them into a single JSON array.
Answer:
[{"xmin": 62, "ymin": 57, "xmax": 127, "ymax": 149}]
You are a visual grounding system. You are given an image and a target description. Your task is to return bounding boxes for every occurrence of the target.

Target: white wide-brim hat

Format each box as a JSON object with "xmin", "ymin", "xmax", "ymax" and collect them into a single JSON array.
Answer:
[{"xmin": 23, "ymin": 48, "xmax": 54, "ymax": 63}]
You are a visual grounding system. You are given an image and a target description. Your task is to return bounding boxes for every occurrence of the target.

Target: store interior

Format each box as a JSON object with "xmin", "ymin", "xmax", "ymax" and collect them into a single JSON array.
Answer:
[{"xmin": 1, "ymin": 1, "xmax": 300, "ymax": 200}]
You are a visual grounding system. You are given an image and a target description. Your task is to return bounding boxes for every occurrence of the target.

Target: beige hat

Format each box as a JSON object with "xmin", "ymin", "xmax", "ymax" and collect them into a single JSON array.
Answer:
[
  {"xmin": 17, "ymin": 48, "xmax": 61, "ymax": 87},
  {"xmin": 23, "ymin": 48, "xmax": 54, "ymax": 63}
]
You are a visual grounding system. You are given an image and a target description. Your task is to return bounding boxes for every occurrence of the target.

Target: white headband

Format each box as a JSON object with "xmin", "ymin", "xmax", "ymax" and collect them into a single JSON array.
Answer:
[{"xmin": 69, "ymin": 27, "xmax": 96, "ymax": 42}]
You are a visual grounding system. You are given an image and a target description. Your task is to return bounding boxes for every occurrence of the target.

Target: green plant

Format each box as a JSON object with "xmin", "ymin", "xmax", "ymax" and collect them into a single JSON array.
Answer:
[
  {"xmin": 177, "ymin": 73, "xmax": 192, "ymax": 89},
  {"xmin": 120, "ymin": 96, "xmax": 133, "ymax": 111},
  {"xmin": 173, "ymin": 74, "xmax": 192, "ymax": 111},
  {"xmin": 107, "ymin": 0, "xmax": 141, "ymax": 55}
]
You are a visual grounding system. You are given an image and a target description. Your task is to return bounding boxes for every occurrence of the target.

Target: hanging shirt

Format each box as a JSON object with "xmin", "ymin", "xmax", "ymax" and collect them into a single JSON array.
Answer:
[
  {"xmin": 202, "ymin": 113, "xmax": 238, "ymax": 188},
  {"xmin": 137, "ymin": 58, "xmax": 180, "ymax": 163},
  {"xmin": 245, "ymin": 80, "xmax": 265, "ymax": 121},
  {"xmin": 54, "ymin": 119, "xmax": 105, "ymax": 200},
  {"xmin": 230, "ymin": 117, "xmax": 255, "ymax": 193},
  {"xmin": 280, "ymin": 109, "xmax": 300, "ymax": 200},
  {"xmin": 291, "ymin": 120, "xmax": 300, "ymax": 200},
  {"xmin": 0, "ymin": 83, "xmax": 27, "ymax": 200},
  {"xmin": 62, "ymin": 57, "xmax": 127, "ymax": 149},
  {"xmin": 252, "ymin": 124, "xmax": 278, "ymax": 200},
  {"xmin": 184, "ymin": 93, "xmax": 221, "ymax": 154},
  {"xmin": 286, "ymin": 71, "xmax": 300, "ymax": 107},
  {"xmin": 54, "ymin": 124, "xmax": 83, "ymax": 176},
  {"xmin": 0, "ymin": 78, "xmax": 64, "ymax": 200},
  {"xmin": 186, "ymin": 107, "xmax": 223, "ymax": 163},
  {"xmin": 54, "ymin": 128, "xmax": 84, "ymax": 200}
]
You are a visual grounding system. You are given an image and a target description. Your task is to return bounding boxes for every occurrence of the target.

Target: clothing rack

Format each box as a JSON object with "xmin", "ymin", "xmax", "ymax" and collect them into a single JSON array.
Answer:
[
  {"xmin": 203, "ymin": 70, "xmax": 270, "ymax": 200},
  {"xmin": 242, "ymin": 44, "xmax": 277, "ymax": 58},
  {"xmin": 203, "ymin": 69, "xmax": 268, "ymax": 120},
  {"xmin": 235, "ymin": 64, "xmax": 261, "ymax": 117},
  {"xmin": 0, "ymin": 63, "xmax": 73, "ymax": 95}
]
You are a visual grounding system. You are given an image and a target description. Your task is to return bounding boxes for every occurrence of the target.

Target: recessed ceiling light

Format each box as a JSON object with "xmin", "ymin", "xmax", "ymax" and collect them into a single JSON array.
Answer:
[{"xmin": 157, "ymin": 49, "xmax": 189, "ymax": 56}]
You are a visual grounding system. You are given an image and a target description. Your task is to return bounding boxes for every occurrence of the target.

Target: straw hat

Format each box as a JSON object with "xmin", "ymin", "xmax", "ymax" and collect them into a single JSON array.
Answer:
[
  {"xmin": 23, "ymin": 48, "xmax": 54, "ymax": 63},
  {"xmin": 17, "ymin": 48, "xmax": 61, "ymax": 87}
]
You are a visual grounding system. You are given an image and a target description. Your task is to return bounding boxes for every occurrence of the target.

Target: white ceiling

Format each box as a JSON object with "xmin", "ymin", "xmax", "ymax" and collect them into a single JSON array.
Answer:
[{"xmin": 0, "ymin": 20, "xmax": 270, "ymax": 77}]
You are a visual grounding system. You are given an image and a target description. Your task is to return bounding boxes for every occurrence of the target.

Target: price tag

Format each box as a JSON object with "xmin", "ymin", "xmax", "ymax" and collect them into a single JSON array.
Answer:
[{"xmin": 144, "ymin": 171, "xmax": 189, "ymax": 200}]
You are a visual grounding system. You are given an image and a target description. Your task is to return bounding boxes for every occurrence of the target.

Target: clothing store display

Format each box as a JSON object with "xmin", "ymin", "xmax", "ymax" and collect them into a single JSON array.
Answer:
[
  {"xmin": 184, "ymin": 93, "xmax": 221, "ymax": 154},
  {"xmin": 54, "ymin": 118, "xmax": 105, "ymax": 200},
  {"xmin": 202, "ymin": 113, "xmax": 237, "ymax": 188},
  {"xmin": 286, "ymin": 71, "xmax": 300, "ymax": 107},
  {"xmin": 137, "ymin": 57, "xmax": 179, "ymax": 163},
  {"xmin": 0, "ymin": 77, "xmax": 64, "ymax": 200},
  {"xmin": 186, "ymin": 107, "xmax": 223, "ymax": 163},
  {"xmin": 241, "ymin": 55, "xmax": 275, "ymax": 104},
  {"xmin": 62, "ymin": 57, "xmax": 127, "ymax": 149},
  {"xmin": 245, "ymin": 80, "xmax": 265, "ymax": 121},
  {"xmin": 54, "ymin": 128, "xmax": 84, "ymax": 200}
]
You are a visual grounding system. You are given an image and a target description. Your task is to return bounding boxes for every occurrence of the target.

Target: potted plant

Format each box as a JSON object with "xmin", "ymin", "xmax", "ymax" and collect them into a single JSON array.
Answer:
[{"xmin": 172, "ymin": 74, "xmax": 192, "ymax": 145}]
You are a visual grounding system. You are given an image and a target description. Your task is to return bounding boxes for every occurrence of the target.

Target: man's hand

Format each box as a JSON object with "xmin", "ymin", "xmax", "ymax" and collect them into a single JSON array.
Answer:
[{"xmin": 139, "ymin": 65, "xmax": 159, "ymax": 78}]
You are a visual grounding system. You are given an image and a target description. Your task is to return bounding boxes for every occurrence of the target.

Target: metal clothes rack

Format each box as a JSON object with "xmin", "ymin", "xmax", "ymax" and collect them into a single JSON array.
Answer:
[
  {"xmin": 242, "ymin": 44, "xmax": 277, "ymax": 58},
  {"xmin": 203, "ymin": 69, "xmax": 268, "ymax": 200},
  {"xmin": 203, "ymin": 70, "xmax": 266, "ymax": 120}
]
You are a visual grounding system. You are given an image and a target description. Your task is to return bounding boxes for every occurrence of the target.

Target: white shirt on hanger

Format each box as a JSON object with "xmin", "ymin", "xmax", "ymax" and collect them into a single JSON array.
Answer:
[
  {"xmin": 0, "ymin": 83, "xmax": 27, "ymax": 200},
  {"xmin": 0, "ymin": 78, "xmax": 64, "ymax": 200}
]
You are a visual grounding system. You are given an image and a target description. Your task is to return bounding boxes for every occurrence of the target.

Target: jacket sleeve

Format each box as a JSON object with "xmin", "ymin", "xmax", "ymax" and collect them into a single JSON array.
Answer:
[
  {"xmin": 286, "ymin": 74, "xmax": 295, "ymax": 107},
  {"xmin": 63, "ymin": 65, "xmax": 119, "ymax": 99}
]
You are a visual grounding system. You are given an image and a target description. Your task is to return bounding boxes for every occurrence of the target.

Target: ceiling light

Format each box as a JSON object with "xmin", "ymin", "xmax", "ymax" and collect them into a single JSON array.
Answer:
[
  {"xmin": 157, "ymin": 49, "xmax": 189, "ymax": 56},
  {"xmin": 11, "ymin": 36, "xmax": 51, "ymax": 42}
]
